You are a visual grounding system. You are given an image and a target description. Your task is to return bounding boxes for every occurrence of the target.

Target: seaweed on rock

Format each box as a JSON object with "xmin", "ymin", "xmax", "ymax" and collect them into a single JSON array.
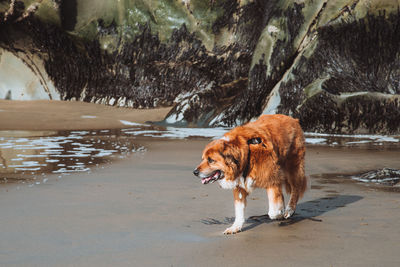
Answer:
[{"xmin": 1, "ymin": 0, "xmax": 400, "ymax": 134}]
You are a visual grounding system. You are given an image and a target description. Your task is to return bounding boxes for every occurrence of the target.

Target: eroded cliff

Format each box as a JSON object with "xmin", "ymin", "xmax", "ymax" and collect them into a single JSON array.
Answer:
[{"xmin": 1, "ymin": 0, "xmax": 399, "ymax": 133}]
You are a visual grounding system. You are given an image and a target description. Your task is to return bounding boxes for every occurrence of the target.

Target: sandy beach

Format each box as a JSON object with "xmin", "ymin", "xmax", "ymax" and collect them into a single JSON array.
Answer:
[
  {"xmin": 0, "ymin": 100, "xmax": 171, "ymax": 130},
  {"xmin": 0, "ymin": 100, "xmax": 400, "ymax": 266}
]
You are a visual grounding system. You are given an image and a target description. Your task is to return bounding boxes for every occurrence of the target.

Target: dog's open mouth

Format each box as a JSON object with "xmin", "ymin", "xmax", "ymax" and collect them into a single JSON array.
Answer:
[{"xmin": 201, "ymin": 170, "xmax": 223, "ymax": 184}]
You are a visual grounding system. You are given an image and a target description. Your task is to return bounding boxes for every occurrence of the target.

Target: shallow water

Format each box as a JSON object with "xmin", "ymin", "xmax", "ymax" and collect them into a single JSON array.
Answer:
[
  {"xmin": 1, "ymin": 124, "xmax": 399, "ymax": 187},
  {"xmin": 122, "ymin": 124, "xmax": 400, "ymax": 147},
  {"xmin": 0, "ymin": 129, "xmax": 145, "ymax": 185},
  {"xmin": 304, "ymin": 132, "xmax": 400, "ymax": 147}
]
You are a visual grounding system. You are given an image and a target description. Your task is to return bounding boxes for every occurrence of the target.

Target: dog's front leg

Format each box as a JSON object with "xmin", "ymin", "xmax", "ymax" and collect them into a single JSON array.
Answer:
[
  {"xmin": 224, "ymin": 187, "xmax": 248, "ymax": 234},
  {"xmin": 267, "ymin": 185, "xmax": 285, "ymax": 220}
]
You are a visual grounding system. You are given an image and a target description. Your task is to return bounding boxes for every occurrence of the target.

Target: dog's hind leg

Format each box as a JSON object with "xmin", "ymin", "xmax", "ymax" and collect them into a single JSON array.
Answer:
[
  {"xmin": 224, "ymin": 187, "xmax": 248, "ymax": 234},
  {"xmin": 284, "ymin": 184, "xmax": 299, "ymax": 219},
  {"xmin": 266, "ymin": 185, "xmax": 285, "ymax": 220},
  {"xmin": 284, "ymin": 147, "xmax": 307, "ymax": 219}
]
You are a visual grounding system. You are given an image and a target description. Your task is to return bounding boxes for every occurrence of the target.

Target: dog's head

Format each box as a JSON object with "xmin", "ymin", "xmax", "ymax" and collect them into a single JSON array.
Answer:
[{"xmin": 193, "ymin": 137, "xmax": 243, "ymax": 185}]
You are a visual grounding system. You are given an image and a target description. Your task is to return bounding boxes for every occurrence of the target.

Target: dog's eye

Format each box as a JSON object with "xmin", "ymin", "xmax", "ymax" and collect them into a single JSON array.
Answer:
[{"xmin": 208, "ymin": 157, "xmax": 215, "ymax": 163}]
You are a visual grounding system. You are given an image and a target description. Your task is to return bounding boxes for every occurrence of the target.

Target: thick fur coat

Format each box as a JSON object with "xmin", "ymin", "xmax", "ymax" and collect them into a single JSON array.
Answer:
[{"xmin": 194, "ymin": 114, "xmax": 307, "ymax": 234}]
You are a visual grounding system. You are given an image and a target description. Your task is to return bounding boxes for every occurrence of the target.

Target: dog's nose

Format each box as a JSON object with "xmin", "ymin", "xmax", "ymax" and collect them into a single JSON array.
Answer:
[{"xmin": 193, "ymin": 169, "xmax": 200, "ymax": 176}]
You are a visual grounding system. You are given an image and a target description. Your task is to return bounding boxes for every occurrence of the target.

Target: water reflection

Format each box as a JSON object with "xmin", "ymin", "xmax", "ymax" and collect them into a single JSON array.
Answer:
[
  {"xmin": 304, "ymin": 132, "xmax": 400, "ymax": 147},
  {"xmin": 1, "ymin": 125, "xmax": 399, "ymax": 186},
  {"xmin": 0, "ymin": 130, "xmax": 145, "ymax": 184}
]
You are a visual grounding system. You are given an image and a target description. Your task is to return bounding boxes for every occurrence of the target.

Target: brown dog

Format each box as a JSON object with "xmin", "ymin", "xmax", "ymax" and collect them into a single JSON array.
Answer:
[{"xmin": 193, "ymin": 114, "xmax": 307, "ymax": 234}]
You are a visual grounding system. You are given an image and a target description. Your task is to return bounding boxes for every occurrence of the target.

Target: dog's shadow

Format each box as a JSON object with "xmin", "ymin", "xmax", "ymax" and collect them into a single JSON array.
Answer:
[{"xmin": 200, "ymin": 195, "xmax": 363, "ymax": 232}]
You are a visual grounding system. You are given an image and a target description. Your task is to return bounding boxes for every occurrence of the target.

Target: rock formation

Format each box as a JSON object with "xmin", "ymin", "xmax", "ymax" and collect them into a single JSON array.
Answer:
[{"xmin": 0, "ymin": 0, "xmax": 399, "ymax": 133}]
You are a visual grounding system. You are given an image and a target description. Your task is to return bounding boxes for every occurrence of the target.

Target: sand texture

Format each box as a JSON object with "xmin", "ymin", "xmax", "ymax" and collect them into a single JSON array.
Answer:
[
  {"xmin": 0, "ymin": 100, "xmax": 171, "ymax": 130},
  {"xmin": 0, "ymin": 101, "xmax": 399, "ymax": 266}
]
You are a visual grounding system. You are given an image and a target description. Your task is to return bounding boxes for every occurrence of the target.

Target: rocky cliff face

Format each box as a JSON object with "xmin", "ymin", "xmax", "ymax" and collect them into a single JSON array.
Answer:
[{"xmin": 1, "ymin": 0, "xmax": 399, "ymax": 133}]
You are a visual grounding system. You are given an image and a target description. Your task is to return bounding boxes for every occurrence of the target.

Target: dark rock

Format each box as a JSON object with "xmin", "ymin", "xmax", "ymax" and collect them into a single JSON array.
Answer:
[
  {"xmin": 59, "ymin": 0, "xmax": 77, "ymax": 31},
  {"xmin": 279, "ymin": 12, "xmax": 400, "ymax": 134},
  {"xmin": 351, "ymin": 168, "xmax": 400, "ymax": 186},
  {"xmin": 1, "ymin": 0, "xmax": 400, "ymax": 134}
]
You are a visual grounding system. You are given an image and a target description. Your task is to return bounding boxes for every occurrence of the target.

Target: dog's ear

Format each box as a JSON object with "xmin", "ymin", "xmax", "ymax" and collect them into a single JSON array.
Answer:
[
  {"xmin": 219, "ymin": 142, "xmax": 243, "ymax": 177},
  {"xmin": 248, "ymin": 137, "xmax": 274, "ymax": 151},
  {"xmin": 221, "ymin": 152, "xmax": 240, "ymax": 167},
  {"xmin": 247, "ymin": 137, "xmax": 262, "ymax": 145}
]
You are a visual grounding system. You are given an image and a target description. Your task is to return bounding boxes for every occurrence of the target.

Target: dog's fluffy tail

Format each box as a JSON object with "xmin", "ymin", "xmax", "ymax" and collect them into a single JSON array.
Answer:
[{"xmin": 285, "ymin": 129, "xmax": 307, "ymax": 198}]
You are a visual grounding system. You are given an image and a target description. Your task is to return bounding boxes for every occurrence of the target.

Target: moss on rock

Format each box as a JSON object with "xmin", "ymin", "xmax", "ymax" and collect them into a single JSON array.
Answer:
[{"xmin": 1, "ymin": 0, "xmax": 400, "ymax": 133}]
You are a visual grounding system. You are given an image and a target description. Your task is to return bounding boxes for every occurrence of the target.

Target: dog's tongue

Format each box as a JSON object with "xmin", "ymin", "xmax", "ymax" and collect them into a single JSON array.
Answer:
[
  {"xmin": 201, "ymin": 176, "xmax": 212, "ymax": 184},
  {"xmin": 201, "ymin": 171, "xmax": 220, "ymax": 184}
]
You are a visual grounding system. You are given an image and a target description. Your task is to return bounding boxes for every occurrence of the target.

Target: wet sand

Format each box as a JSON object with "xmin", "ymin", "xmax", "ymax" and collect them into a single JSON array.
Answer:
[{"xmin": 0, "ymin": 103, "xmax": 400, "ymax": 266}]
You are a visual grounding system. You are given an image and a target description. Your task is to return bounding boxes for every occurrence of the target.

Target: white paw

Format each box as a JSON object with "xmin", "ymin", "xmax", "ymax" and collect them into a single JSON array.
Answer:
[
  {"xmin": 223, "ymin": 224, "xmax": 242, "ymax": 235},
  {"xmin": 268, "ymin": 209, "xmax": 284, "ymax": 220},
  {"xmin": 284, "ymin": 207, "xmax": 295, "ymax": 219}
]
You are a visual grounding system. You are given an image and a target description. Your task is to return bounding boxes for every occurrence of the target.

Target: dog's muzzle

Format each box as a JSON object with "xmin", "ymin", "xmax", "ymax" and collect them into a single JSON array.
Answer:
[{"xmin": 194, "ymin": 169, "xmax": 224, "ymax": 185}]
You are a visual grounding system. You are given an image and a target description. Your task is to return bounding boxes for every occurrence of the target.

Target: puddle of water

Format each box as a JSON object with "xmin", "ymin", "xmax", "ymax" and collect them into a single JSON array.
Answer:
[
  {"xmin": 120, "ymin": 124, "xmax": 400, "ymax": 147},
  {"xmin": 2, "ymin": 123, "xmax": 399, "ymax": 187},
  {"xmin": 304, "ymin": 132, "xmax": 400, "ymax": 147},
  {"xmin": 0, "ymin": 130, "xmax": 145, "ymax": 185},
  {"xmin": 312, "ymin": 172, "xmax": 400, "ymax": 193},
  {"xmin": 122, "ymin": 125, "xmax": 229, "ymax": 139},
  {"xmin": 81, "ymin": 115, "xmax": 97, "ymax": 119}
]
